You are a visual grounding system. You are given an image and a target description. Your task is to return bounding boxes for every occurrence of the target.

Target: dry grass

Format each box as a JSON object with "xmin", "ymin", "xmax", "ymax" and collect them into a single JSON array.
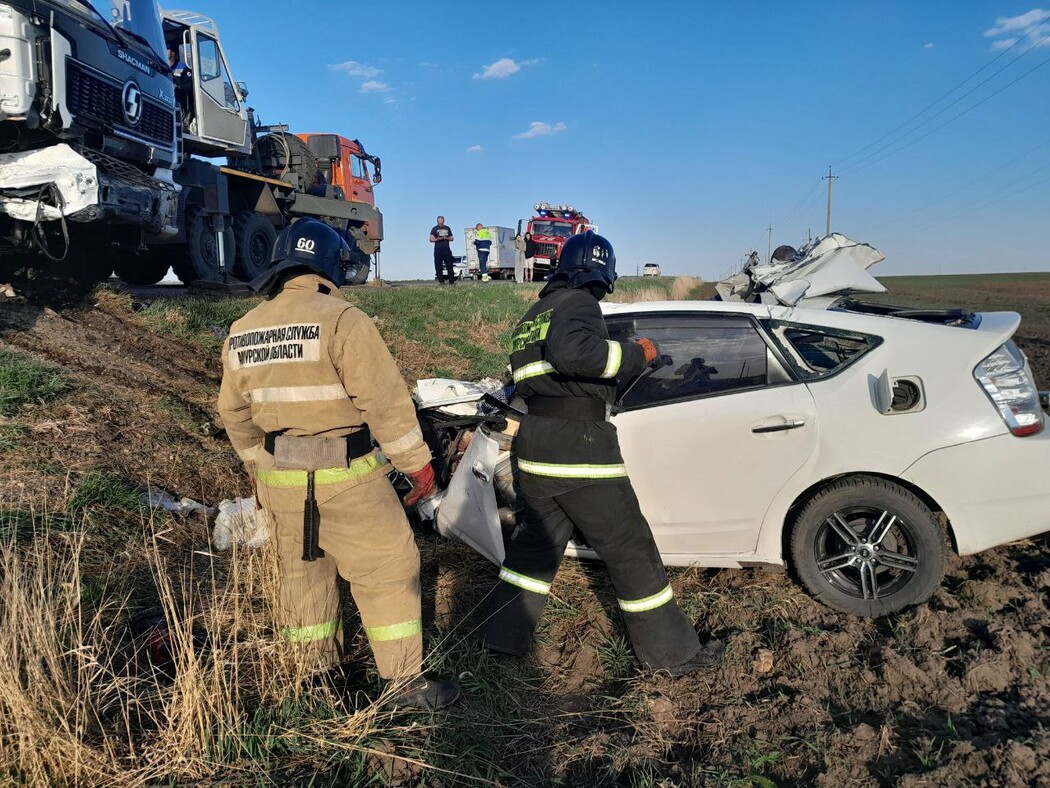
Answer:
[
  {"xmin": 607, "ymin": 276, "xmax": 705, "ymax": 304},
  {"xmin": 0, "ymin": 509, "xmax": 385, "ymax": 785},
  {"xmin": 670, "ymin": 275, "xmax": 704, "ymax": 300}
]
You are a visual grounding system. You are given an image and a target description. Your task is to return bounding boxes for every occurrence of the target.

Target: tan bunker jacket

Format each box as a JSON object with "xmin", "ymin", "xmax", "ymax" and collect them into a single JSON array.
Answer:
[{"xmin": 218, "ymin": 274, "xmax": 429, "ymax": 477}]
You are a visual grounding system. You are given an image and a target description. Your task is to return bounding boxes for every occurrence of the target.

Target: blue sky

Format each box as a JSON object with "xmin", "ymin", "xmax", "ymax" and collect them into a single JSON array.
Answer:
[{"xmin": 197, "ymin": 1, "xmax": 1049, "ymax": 280}]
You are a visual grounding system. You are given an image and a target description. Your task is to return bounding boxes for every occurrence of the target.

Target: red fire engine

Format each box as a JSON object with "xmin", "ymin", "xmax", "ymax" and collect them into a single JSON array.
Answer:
[{"xmin": 525, "ymin": 202, "xmax": 595, "ymax": 273}]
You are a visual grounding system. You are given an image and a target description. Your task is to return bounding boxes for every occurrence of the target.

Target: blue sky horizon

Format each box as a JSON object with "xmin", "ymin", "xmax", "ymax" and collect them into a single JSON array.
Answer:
[{"xmin": 196, "ymin": 1, "xmax": 1049, "ymax": 281}]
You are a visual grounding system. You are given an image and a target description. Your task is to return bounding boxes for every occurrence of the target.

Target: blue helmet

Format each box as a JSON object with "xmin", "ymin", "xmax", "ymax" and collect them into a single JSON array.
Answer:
[
  {"xmin": 550, "ymin": 230, "xmax": 617, "ymax": 294},
  {"xmin": 250, "ymin": 218, "xmax": 354, "ymax": 293}
]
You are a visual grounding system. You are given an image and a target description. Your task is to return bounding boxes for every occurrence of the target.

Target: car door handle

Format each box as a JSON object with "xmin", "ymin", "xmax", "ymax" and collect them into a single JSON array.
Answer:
[{"xmin": 752, "ymin": 419, "xmax": 806, "ymax": 434}]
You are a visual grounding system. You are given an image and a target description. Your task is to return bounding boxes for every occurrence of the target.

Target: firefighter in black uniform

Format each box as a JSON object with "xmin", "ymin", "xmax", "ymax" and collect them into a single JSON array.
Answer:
[{"xmin": 482, "ymin": 231, "xmax": 724, "ymax": 674}]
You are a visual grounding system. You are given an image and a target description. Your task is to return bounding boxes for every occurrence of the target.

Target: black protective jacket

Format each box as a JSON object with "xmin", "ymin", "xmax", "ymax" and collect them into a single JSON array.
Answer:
[{"xmin": 510, "ymin": 281, "xmax": 647, "ymax": 496}]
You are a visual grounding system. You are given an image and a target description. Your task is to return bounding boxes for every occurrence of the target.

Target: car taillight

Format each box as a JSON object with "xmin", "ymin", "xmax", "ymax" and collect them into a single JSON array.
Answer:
[{"xmin": 974, "ymin": 342, "xmax": 1045, "ymax": 437}]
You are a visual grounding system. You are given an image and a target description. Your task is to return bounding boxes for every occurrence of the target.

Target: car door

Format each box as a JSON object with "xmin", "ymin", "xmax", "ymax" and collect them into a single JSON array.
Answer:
[{"xmin": 607, "ymin": 312, "xmax": 818, "ymax": 560}]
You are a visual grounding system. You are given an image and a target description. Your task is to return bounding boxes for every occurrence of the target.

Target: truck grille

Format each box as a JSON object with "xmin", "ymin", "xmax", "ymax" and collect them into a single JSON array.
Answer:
[
  {"xmin": 66, "ymin": 61, "xmax": 175, "ymax": 148},
  {"xmin": 536, "ymin": 242, "xmax": 559, "ymax": 259}
]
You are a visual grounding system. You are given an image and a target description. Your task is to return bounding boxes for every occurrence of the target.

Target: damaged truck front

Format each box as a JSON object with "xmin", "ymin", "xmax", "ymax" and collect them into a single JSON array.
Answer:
[{"xmin": 0, "ymin": 0, "xmax": 178, "ymax": 287}]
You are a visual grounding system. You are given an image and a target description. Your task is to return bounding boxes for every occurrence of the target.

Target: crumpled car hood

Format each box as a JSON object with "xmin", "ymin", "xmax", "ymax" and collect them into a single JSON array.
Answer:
[{"xmin": 717, "ymin": 233, "xmax": 886, "ymax": 305}]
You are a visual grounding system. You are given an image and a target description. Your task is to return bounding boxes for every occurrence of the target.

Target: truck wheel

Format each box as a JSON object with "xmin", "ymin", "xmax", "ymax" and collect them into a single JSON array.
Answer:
[
  {"xmin": 113, "ymin": 254, "xmax": 172, "ymax": 286},
  {"xmin": 185, "ymin": 206, "xmax": 235, "ymax": 283},
  {"xmin": 233, "ymin": 211, "xmax": 277, "ymax": 281},
  {"xmin": 344, "ymin": 235, "xmax": 371, "ymax": 285}
]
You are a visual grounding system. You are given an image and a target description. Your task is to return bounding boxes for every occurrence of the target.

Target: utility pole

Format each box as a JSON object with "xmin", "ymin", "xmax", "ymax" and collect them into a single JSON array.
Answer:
[
  {"xmin": 766, "ymin": 224, "xmax": 774, "ymax": 262},
  {"xmin": 823, "ymin": 166, "xmax": 838, "ymax": 236}
]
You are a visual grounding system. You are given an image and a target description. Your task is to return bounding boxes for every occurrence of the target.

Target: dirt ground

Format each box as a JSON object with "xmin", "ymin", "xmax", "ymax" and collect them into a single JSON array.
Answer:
[{"xmin": 1, "ymin": 276, "xmax": 1048, "ymax": 786}]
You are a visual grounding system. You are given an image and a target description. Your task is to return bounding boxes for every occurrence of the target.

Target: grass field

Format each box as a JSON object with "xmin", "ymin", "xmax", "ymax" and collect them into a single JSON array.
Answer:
[{"xmin": 0, "ymin": 273, "xmax": 1047, "ymax": 786}]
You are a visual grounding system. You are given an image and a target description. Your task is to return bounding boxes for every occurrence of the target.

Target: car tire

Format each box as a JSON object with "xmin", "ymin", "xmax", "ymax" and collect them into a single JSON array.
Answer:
[{"xmin": 789, "ymin": 476, "xmax": 946, "ymax": 617}]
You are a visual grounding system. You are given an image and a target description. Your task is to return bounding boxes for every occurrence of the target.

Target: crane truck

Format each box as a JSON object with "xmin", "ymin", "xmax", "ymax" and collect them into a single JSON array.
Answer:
[{"xmin": 0, "ymin": 1, "xmax": 382, "ymax": 293}]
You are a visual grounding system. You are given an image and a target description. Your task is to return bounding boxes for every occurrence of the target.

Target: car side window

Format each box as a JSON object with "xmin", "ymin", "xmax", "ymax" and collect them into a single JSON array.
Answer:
[
  {"xmin": 607, "ymin": 314, "xmax": 772, "ymax": 409},
  {"xmin": 766, "ymin": 322, "xmax": 880, "ymax": 380}
]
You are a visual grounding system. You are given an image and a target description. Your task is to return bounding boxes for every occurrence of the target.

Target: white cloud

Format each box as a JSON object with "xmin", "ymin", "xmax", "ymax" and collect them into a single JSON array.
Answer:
[
  {"xmin": 466, "ymin": 144, "xmax": 484, "ymax": 153},
  {"xmin": 329, "ymin": 60, "xmax": 383, "ymax": 78},
  {"xmin": 984, "ymin": 9, "xmax": 1050, "ymax": 36},
  {"xmin": 360, "ymin": 80, "xmax": 390, "ymax": 93},
  {"xmin": 983, "ymin": 9, "xmax": 1050, "ymax": 49},
  {"xmin": 473, "ymin": 57, "xmax": 540, "ymax": 80},
  {"xmin": 924, "ymin": 42, "xmax": 934, "ymax": 49},
  {"xmin": 513, "ymin": 121, "xmax": 567, "ymax": 140}
]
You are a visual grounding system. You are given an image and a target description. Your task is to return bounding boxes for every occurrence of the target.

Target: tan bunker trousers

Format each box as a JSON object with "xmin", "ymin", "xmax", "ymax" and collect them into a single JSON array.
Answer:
[{"xmin": 257, "ymin": 461, "xmax": 422, "ymax": 680}]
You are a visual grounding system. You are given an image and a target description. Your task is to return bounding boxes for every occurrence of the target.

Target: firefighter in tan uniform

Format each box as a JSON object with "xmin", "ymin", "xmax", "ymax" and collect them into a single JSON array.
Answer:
[{"xmin": 218, "ymin": 219, "xmax": 459, "ymax": 710}]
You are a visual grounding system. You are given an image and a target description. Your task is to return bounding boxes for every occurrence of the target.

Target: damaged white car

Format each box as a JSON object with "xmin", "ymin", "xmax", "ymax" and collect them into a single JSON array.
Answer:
[{"xmin": 410, "ymin": 236, "xmax": 1050, "ymax": 617}]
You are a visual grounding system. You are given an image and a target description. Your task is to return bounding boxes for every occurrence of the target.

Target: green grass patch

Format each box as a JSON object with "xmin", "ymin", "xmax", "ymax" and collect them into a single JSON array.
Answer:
[
  {"xmin": 0, "ymin": 349, "xmax": 70, "ymax": 416},
  {"xmin": 139, "ymin": 296, "xmax": 257, "ymax": 350},
  {"xmin": 0, "ymin": 509, "xmax": 77, "ymax": 541},
  {"xmin": 0, "ymin": 423, "xmax": 27, "ymax": 452},
  {"xmin": 67, "ymin": 472, "xmax": 141, "ymax": 516},
  {"xmin": 347, "ymin": 284, "xmax": 531, "ymax": 379}
]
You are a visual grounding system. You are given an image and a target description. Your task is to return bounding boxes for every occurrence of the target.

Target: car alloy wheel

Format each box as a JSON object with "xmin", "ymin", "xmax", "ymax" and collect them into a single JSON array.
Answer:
[
  {"xmin": 814, "ymin": 506, "xmax": 920, "ymax": 601},
  {"xmin": 790, "ymin": 476, "xmax": 946, "ymax": 616}
]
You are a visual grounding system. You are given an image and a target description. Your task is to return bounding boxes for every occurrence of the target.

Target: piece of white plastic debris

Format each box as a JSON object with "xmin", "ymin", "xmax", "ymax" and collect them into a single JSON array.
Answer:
[
  {"xmin": 141, "ymin": 485, "xmax": 217, "ymax": 517},
  {"xmin": 212, "ymin": 497, "xmax": 270, "ymax": 551}
]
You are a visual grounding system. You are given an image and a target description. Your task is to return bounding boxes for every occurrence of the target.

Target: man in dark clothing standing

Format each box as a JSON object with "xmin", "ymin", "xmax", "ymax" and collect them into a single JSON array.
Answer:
[
  {"xmin": 482, "ymin": 231, "xmax": 724, "ymax": 675},
  {"xmin": 430, "ymin": 216, "xmax": 455, "ymax": 284}
]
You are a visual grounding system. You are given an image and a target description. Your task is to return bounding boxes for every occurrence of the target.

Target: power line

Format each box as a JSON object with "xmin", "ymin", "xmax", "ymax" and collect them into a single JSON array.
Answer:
[
  {"xmin": 871, "ymin": 135, "xmax": 1050, "ymax": 232},
  {"xmin": 777, "ymin": 179, "xmax": 822, "ymax": 227},
  {"xmin": 832, "ymin": 25, "xmax": 1044, "ymax": 170},
  {"xmin": 840, "ymin": 50, "xmax": 1050, "ymax": 176},
  {"xmin": 884, "ymin": 160, "xmax": 1050, "ymax": 240}
]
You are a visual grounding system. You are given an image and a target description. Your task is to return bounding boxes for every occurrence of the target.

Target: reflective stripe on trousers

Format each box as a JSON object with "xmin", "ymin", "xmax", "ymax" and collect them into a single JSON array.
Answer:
[
  {"xmin": 365, "ymin": 619, "xmax": 422, "ymax": 642},
  {"xmin": 281, "ymin": 618, "xmax": 339, "ymax": 643},
  {"xmin": 498, "ymin": 566, "xmax": 551, "ymax": 595},
  {"xmin": 618, "ymin": 584, "xmax": 674, "ymax": 612}
]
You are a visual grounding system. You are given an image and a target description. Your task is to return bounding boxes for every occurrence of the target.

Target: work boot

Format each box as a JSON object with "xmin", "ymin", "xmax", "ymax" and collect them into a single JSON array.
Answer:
[
  {"xmin": 661, "ymin": 639, "xmax": 726, "ymax": 677},
  {"xmin": 381, "ymin": 674, "xmax": 461, "ymax": 711}
]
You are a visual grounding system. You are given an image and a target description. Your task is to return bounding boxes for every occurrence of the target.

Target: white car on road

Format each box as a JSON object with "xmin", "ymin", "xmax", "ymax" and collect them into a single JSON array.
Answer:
[{"xmin": 425, "ymin": 237, "xmax": 1049, "ymax": 616}]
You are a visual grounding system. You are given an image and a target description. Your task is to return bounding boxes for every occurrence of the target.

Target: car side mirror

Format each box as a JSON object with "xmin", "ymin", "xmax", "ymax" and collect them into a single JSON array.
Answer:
[
  {"xmin": 771, "ymin": 279, "xmax": 811, "ymax": 307},
  {"xmin": 236, "ymin": 81, "xmax": 249, "ymax": 99}
]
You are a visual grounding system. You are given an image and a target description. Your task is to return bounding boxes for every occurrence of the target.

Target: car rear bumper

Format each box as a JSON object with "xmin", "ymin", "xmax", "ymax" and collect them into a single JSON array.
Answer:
[{"xmin": 902, "ymin": 431, "xmax": 1050, "ymax": 555}]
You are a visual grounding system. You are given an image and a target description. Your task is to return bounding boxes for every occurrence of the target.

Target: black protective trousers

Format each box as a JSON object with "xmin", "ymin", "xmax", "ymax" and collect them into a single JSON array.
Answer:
[{"xmin": 482, "ymin": 481, "xmax": 701, "ymax": 670}]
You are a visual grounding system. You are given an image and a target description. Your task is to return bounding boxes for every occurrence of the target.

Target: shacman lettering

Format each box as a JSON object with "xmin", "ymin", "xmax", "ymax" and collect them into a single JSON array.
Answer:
[{"xmin": 229, "ymin": 324, "xmax": 320, "ymax": 350}]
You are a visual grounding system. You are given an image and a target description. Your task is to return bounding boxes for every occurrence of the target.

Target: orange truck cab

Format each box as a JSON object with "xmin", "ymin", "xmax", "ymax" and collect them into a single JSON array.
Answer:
[
  {"xmin": 525, "ymin": 202, "xmax": 594, "ymax": 273},
  {"xmin": 295, "ymin": 134, "xmax": 382, "ymax": 207}
]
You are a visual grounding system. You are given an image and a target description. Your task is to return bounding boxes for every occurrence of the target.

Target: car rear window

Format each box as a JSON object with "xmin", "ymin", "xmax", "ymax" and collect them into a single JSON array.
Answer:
[{"xmin": 766, "ymin": 322, "xmax": 880, "ymax": 380}]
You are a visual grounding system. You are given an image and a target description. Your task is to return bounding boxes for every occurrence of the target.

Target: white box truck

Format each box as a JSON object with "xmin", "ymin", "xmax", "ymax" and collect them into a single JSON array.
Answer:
[{"xmin": 463, "ymin": 226, "xmax": 519, "ymax": 280}]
